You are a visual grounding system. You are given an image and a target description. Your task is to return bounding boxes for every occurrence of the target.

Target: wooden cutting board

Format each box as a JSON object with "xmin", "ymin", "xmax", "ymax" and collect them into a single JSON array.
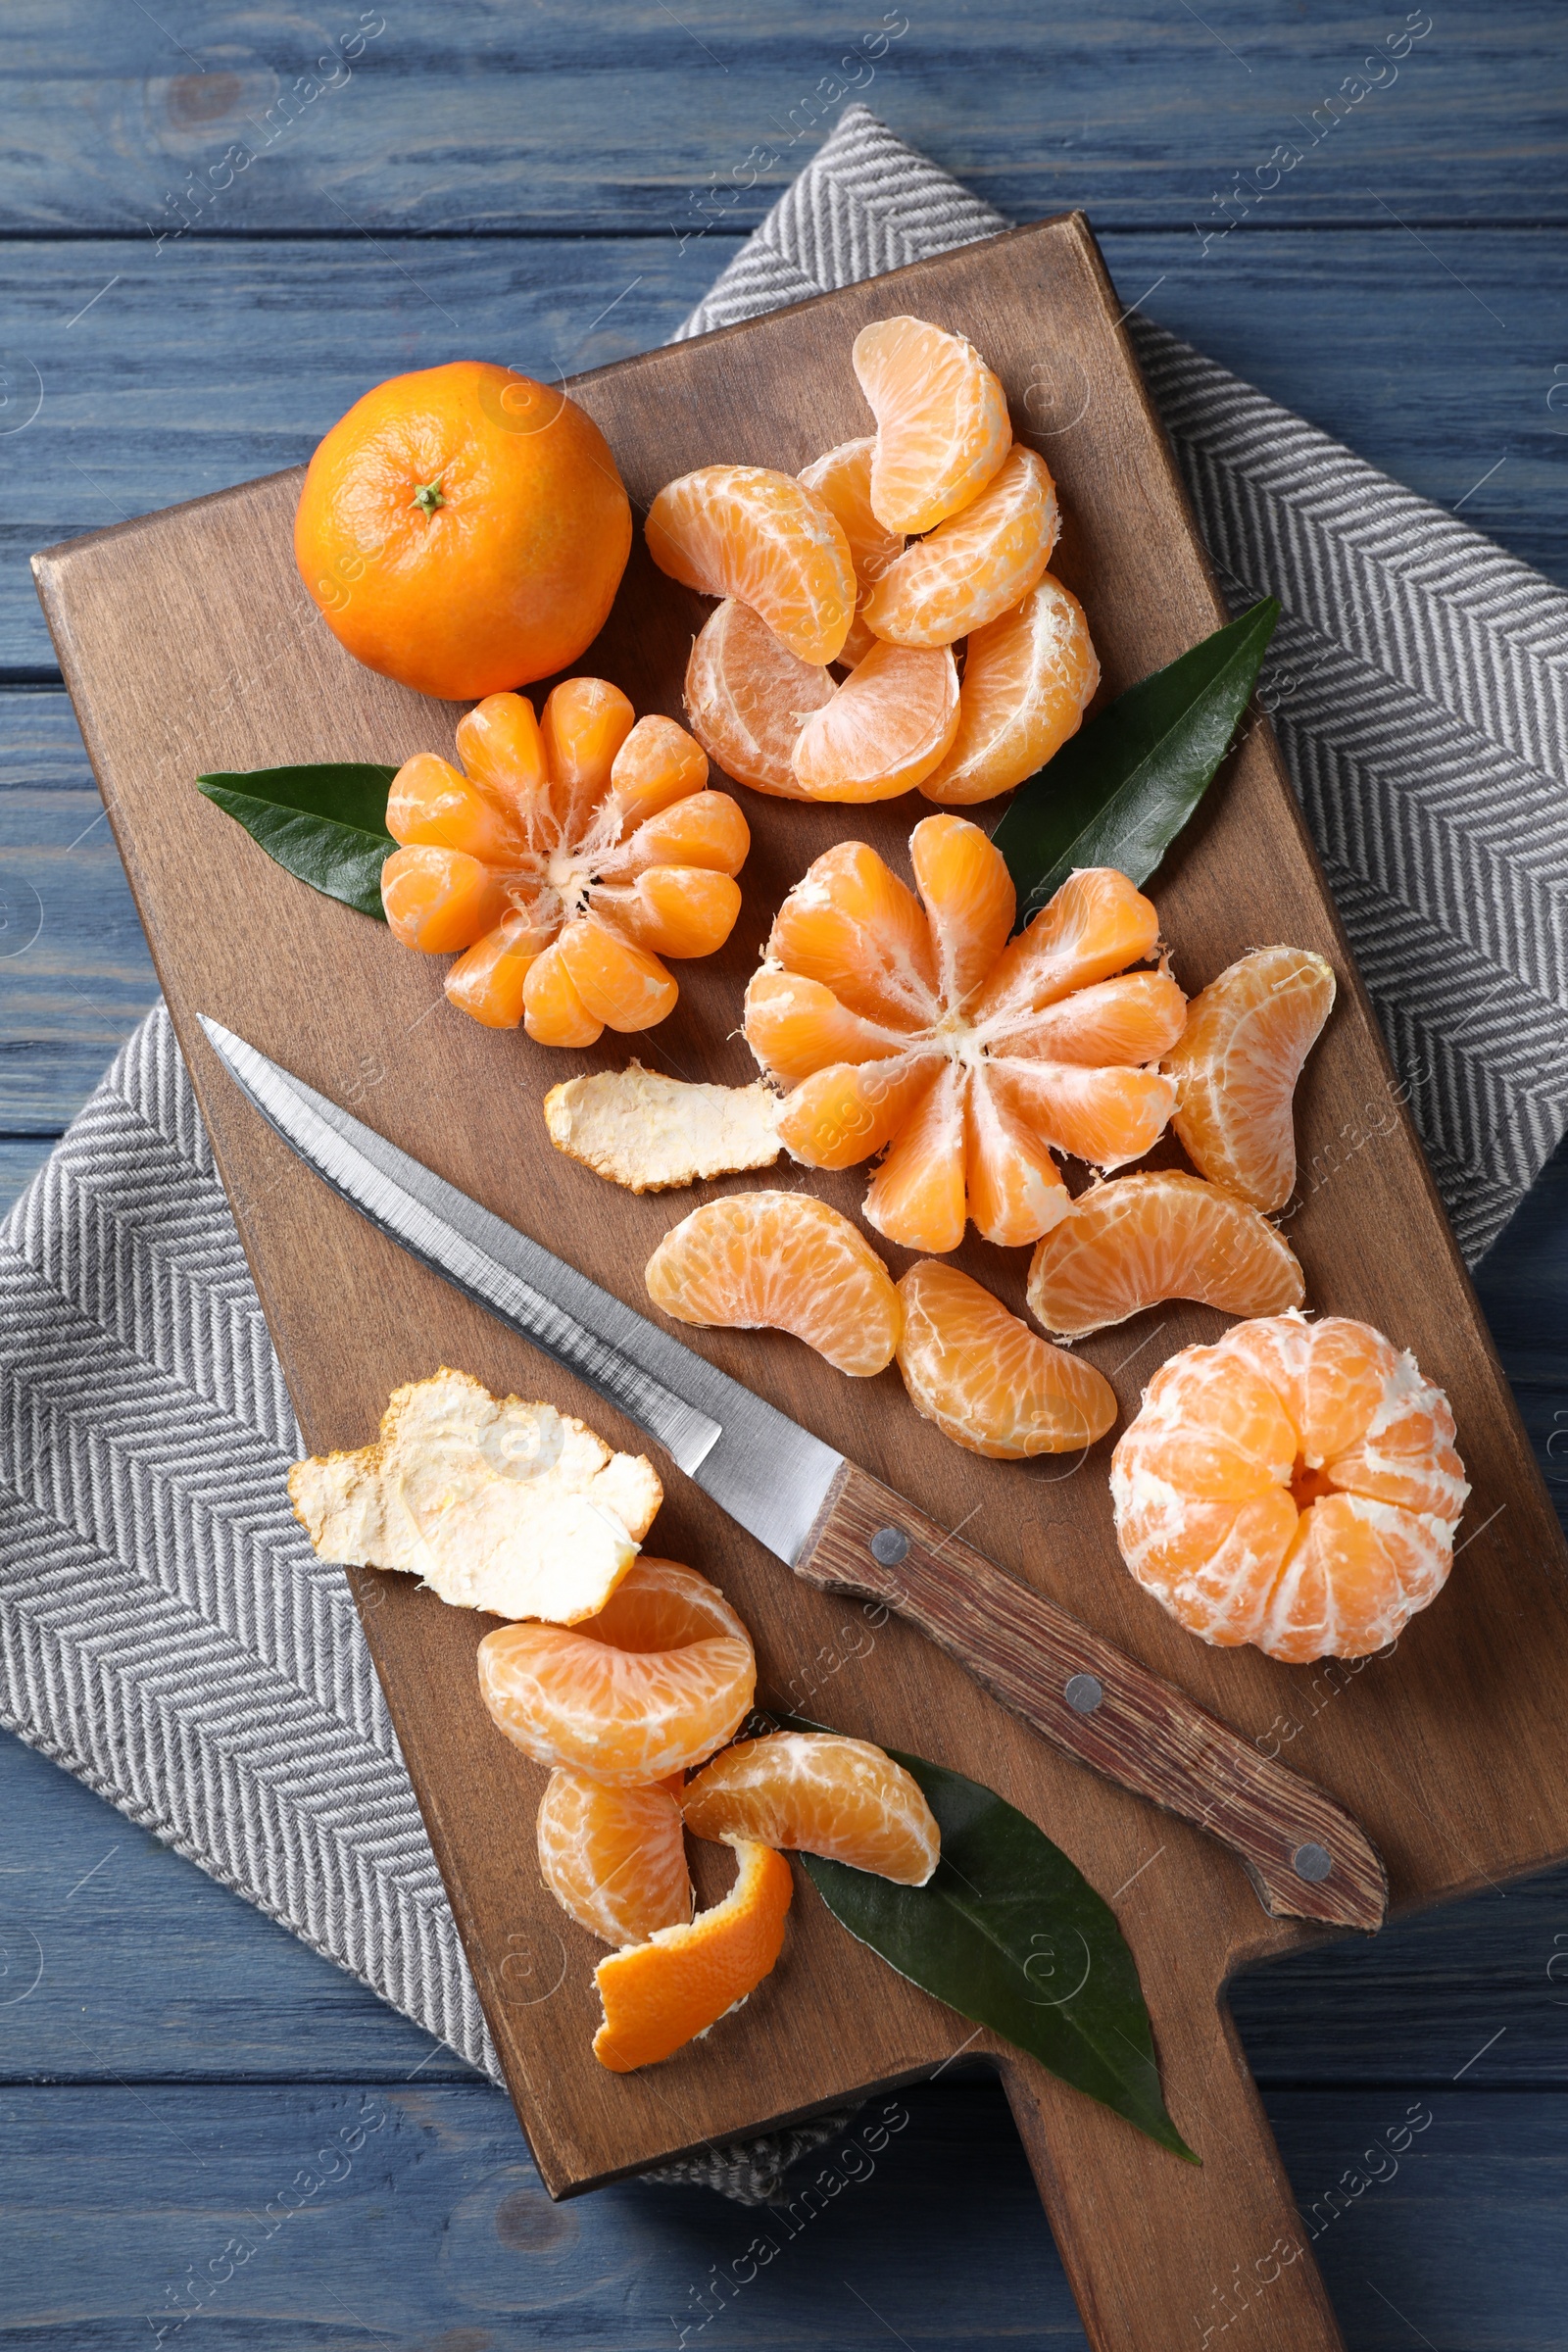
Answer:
[{"xmin": 34, "ymin": 214, "xmax": 1568, "ymax": 2352}]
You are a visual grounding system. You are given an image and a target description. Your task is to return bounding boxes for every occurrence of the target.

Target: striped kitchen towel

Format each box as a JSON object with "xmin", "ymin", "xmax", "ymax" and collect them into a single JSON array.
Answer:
[{"xmin": 3, "ymin": 103, "xmax": 1566, "ymax": 2204}]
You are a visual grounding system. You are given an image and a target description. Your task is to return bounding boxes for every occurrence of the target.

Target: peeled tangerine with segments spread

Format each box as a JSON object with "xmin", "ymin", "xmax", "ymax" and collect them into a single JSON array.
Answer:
[
  {"xmin": 645, "ymin": 465, "xmax": 857, "ymax": 664},
  {"xmin": 920, "ymin": 575, "xmax": 1100, "ymax": 807},
  {"xmin": 478, "ymin": 1557, "xmax": 756, "ymax": 1786},
  {"xmin": 896, "ymin": 1260, "xmax": 1117, "ymax": 1459},
  {"xmin": 380, "ymin": 683, "xmax": 749, "ymax": 1042},
  {"xmin": 859, "ymin": 445, "xmax": 1059, "ymax": 649},
  {"xmin": 853, "ymin": 315, "xmax": 1012, "ymax": 534},
  {"xmin": 1026, "ymin": 1170, "xmax": 1305, "ymax": 1342},
  {"xmin": 646, "ymin": 1192, "xmax": 903, "ymax": 1377},
  {"xmin": 593, "ymin": 1840, "xmax": 793, "ymax": 2073},
  {"xmin": 288, "ymin": 1368, "xmax": 662, "ymax": 1623},
  {"xmin": 744, "ymin": 813, "xmax": 1186, "ymax": 1254},
  {"xmin": 682, "ymin": 1732, "xmax": 940, "ymax": 1886},
  {"xmin": 1111, "ymin": 1311, "xmax": 1470, "ymax": 1662},
  {"xmin": 1164, "ymin": 945, "xmax": 1338, "ymax": 1212},
  {"xmin": 537, "ymin": 1769, "xmax": 694, "ymax": 1946}
]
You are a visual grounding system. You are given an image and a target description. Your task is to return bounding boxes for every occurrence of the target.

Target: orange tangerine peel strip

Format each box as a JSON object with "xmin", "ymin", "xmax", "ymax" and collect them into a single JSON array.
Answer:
[{"xmin": 593, "ymin": 1839, "xmax": 793, "ymax": 2073}]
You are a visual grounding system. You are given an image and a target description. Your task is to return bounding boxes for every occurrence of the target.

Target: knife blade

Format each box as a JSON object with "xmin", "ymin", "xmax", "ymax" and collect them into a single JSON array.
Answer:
[{"xmin": 199, "ymin": 1015, "xmax": 1387, "ymax": 1933}]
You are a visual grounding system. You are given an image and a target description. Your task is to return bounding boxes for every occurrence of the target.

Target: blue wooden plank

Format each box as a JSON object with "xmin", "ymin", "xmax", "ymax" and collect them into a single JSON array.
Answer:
[
  {"xmin": 0, "ymin": 691, "xmax": 159, "ymax": 1128},
  {"xmin": 0, "ymin": 1730, "xmax": 466, "ymax": 2084},
  {"xmin": 5, "ymin": 228, "xmax": 1567, "ymax": 674},
  {"xmin": 0, "ymin": 2078, "xmax": 1563, "ymax": 2348},
  {"xmin": 0, "ymin": 1141, "xmax": 54, "ymax": 1208},
  {"xmin": 2, "ymin": 1, "xmax": 1559, "ymax": 234}
]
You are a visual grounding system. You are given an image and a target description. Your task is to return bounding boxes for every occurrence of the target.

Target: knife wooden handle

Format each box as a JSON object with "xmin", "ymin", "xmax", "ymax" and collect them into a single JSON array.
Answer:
[{"xmin": 796, "ymin": 1461, "xmax": 1387, "ymax": 1933}]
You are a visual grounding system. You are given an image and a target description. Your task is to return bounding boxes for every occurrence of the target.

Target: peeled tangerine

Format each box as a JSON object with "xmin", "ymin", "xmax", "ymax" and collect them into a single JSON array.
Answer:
[
  {"xmin": 288, "ymin": 1369, "xmax": 662, "ymax": 1622},
  {"xmin": 897, "ymin": 1260, "xmax": 1117, "ymax": 1459},
  {"xmin": 478, "ymin": 1556, "xmax": 756, "ymax": 1785},
  {"xmin": 1026, "ymin": 1171, "xmax": 1305, "ymax": 1342},
  {"xmin": 646, "ymin": 1192, "xmax": 903, "ymax": 1377},
  {"xmin": 682, "ymin": 1732, "xmax": 940, "ymax": 1886},
  {"xmin": 380, "ymin": 681, "xmax": 749, "ymax": 1043},
  {"xmin": 1111, "ymin": 1312, "xmax": 1470, "ymax": 1662},
  {"xmin": 1165, "ymin": 945, "xmax": 1337, "ymax": 1212},
  {"xmin": 745, "ymin": 814, "xmax": 1187, "ymax": 1254}
]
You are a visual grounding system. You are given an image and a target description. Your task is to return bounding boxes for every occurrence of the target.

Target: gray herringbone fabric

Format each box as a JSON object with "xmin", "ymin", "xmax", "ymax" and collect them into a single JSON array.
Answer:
[{"xmin": 4, "ymin": 103, "xmax": 1567, "ymax": 2201}]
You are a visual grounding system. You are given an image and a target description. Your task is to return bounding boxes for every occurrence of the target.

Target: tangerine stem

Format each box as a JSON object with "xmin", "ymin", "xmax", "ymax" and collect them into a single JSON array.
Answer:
[{"xmin": 412, "ymin": 478, "xmax": 446, "ymax": 514}]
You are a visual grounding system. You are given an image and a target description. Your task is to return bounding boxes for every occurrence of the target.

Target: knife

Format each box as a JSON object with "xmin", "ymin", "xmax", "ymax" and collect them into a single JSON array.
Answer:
[{"xmin": 199, "ymin": 1014, "xmax": 1387, "ymax": 1934}]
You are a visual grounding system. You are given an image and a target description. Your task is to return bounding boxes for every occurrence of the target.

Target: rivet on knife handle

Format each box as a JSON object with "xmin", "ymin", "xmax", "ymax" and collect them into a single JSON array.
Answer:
[{"xmin": 797, "ymin": 1463, "xmax": 1388, "ymax": 1934}]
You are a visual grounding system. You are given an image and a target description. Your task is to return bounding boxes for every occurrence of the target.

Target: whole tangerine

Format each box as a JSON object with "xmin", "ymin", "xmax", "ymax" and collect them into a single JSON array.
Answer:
[{"xmin": 294, "ymin": 361, "xmax": 632, "ymax": 700}]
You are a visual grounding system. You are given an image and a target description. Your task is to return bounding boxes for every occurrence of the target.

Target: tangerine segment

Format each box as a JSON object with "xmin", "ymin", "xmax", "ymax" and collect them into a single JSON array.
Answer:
[
  {"xmin": 791, "ymin": 642, "xmax": 960, "ymax": 803},
  {"xmin": 380, "ymin": 845, "xmax": 507, "ymax": 954},
  {"xmin": 683, "ymin": 599, "xmax": 836, "ymax": 798},
  {"xmin": 537, "ymin": 1769, "xmax": 693, "ymax": 1945},
  {"xmin": 592, "ymin": 1840, "xmax": 792, "ymax": 2073},
  {"xmin": 477, "ymin": 1557, "xmax": 757, "ymax": 1786},
  {"xmin": 860, "ymin": 447, "xmax": 1059, "ymax": 649},
  {"xmin": 854, "ymin": 316, "xmax": 1011, "ymax": 534},
  {"xmin": 970, "ymin": 867, "xmax": 1163, "ymax": 1031},
  {"xmin": 864, "ymin": 1062, "xmax": 967, "ymax": 1253},
  {"xmin": 1111, "ymin": 1312, "xmax": 1470, "ymax": 1661},
  {"xmin": 989, "ymin": 1058, "xmax": 1178, "ymax": 1170},
  {"xmin": 743, "ymin": 970, "xmax": 911, "ymax": 1089},
  {"xmin": 773, "ymin": 1055, "xmax": 941, "ymax": 1174},
  {"xmin": 964, "ymin": 1066, "xmax": 1072, "ymax": 1248},
  {"xmin": 595, "ymin": 867, "xmax": 743, "ymax": 960},
  {"xmin": 997, "ymin": 972, "xmax": 1188, "ymax": 1068},
  {"xmin": 682, "ymin": 1733, "xmax": 940, "ymax": 1886},
  {"xmin": 646, "ymin": 466, "xmax": 857, "ymax": 663},
  {"xmin": 897, "ymin": 1261, "xmax": 1117, "ymax": 1459},
  {"xmin": 387, "ymin": 752, "xmax": 525, "ymax": 865},
  {"xmin": 646, "ymin": 1192, "xmax": 903, "ymax": 1377},
  {"xmin": 522, "ymin": 935, "xmax": 602, "ymax": 1049},
  {"xmin": 1026, "ymin": 1170, "xmax": 1306, "ymax": 1341},
  {"xmin": 763, "ymin": 839, "xmax": 939, "ymax": 1030},
  {"xmin": 909, "ymin": 811, "xmax": 1016, "ymax": 1010},
  {"xmin": 609, "ymin": 713, "xmax": 710, "ymax": 833},
  {"xmin": 922, "ymin": 576, "xmax": 1100, "ymax": 807},
  {"xmin": 1165, "ymin": 946, "xmax": 1337, "ymax": 1212},
  {"xmin": 446, "ymin": 906, "xmax": 554, "ymax": 1029},
  {"xmin": 798, "ymin": 438, "xmax": 904, "ymax": 666},
  {"xmin": 556, "ymin": 918, "xmax": 680, "ymax": 1032}
]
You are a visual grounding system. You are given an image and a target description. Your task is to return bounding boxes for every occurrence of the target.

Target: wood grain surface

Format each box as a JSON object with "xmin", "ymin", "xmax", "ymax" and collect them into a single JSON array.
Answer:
[{"xmin": 30, "ymin": 211, "xmax": 1568, "ymax": 2351}]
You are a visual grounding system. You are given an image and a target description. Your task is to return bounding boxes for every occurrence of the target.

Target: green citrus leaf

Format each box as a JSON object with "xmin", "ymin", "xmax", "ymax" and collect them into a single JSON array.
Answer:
[
  {"xmin": 197, "ymin": 764, "xmax": 399, "ymax": 920},
  {"xmin": 767, "ymin": 1712, "xmax": 1193, "ymax": 2159},
  {"xmin": 991, "ymin": 596, "xmax": 1280, "ymax": 927}
]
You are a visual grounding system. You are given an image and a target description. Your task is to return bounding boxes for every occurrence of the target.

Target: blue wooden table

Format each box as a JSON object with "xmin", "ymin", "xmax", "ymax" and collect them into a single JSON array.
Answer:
[{"xmin": 3, "ymin": 6, "xmax": 1567, "ymax": 2343}]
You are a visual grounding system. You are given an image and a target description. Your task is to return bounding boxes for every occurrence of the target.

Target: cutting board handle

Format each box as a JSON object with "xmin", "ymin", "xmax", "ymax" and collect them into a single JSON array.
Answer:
[{"xmin": 998, "ymin": 2008, "xmax": 1346, "ymax": 2351}]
